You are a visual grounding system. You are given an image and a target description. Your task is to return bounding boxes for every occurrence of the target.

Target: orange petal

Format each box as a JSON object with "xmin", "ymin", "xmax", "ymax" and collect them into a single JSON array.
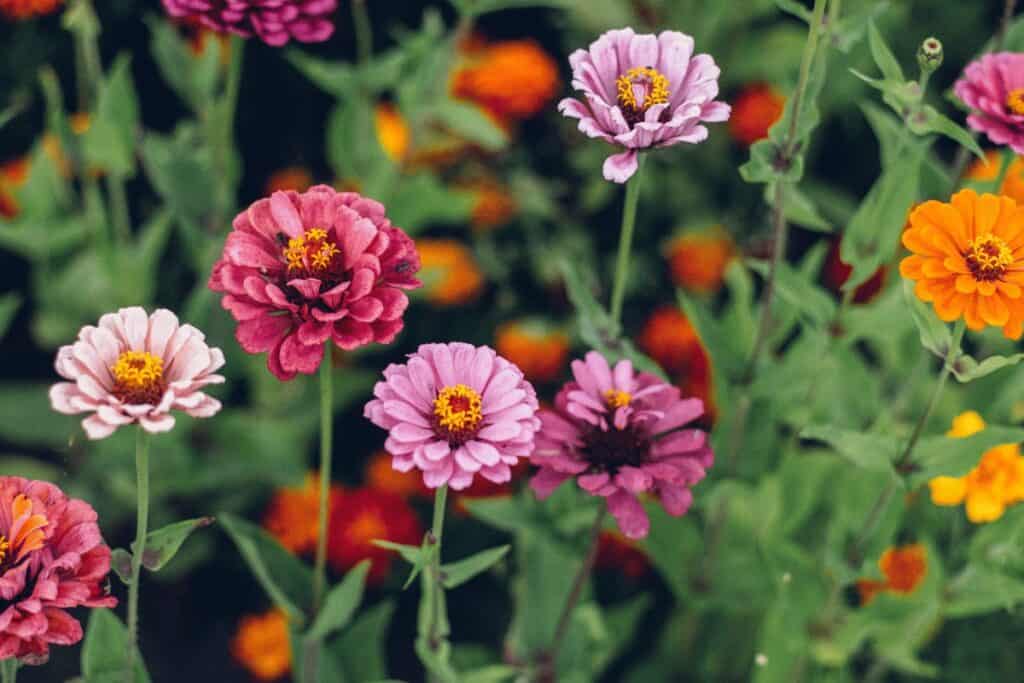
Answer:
[
  {"xmin": 980, "ymin": 293, "xmax": 1010, "ymax": 326},
  {"xmin": 974, "ymin": 193, "xmax": 1002, "ymax": 237},
  {"xmin": 964, "ymin": 296, "xmax": 985, "ymax": 330},
  {"xmin": 955, "ymin": 274, "xmax": 977, "ymax": 294},
  {"xmin": 977, "ymin": 281, "xmax": 997, "ymax": 296},
  {"xmin": 943, "ymin": 255, "xmax": 970, "ymax": 274},
  {"xmin": 899, "ymin": 255, "xmax": 926, "ymax": 279},
  {"xmin": 934, "ymin": 291, "xmax": 966, "ymax": 321},
  {"xmin": 929, "ymin": 476, "xmax": 967, "ymax": 505},
  {"xmin": 966, "ymin": 489, "xmax": 1005, "ymax": 523}
]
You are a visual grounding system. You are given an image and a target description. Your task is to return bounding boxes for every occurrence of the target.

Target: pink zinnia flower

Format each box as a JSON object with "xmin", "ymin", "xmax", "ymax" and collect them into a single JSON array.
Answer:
[
  {"xmin": 162, "ymin": 0, "xmax": 336, "ymax": 47},
  {"xmin": 364, "ymin": 342, "xmax": 541, "ymax": 490},
  {"xmin": 530, "ymin": 352, "xmax": 713, "ymax": 539},
  {"xmin": 49, "ymin": 307, "xmax": 225, "ymax": 440},
  {"xmin": 558, "ymin": 28, "xmax": 730, "ymax": 183},
  {"xmin": 209, "ymin": 185, "xmax": 421, "ymax": 381},
  {"xmin": 954, "ymin": 52, "xmax": 1024, "ymax": 154},
  {"xmin": 0, "ymin": 477, "xmax": 116, "ymax": 663}
]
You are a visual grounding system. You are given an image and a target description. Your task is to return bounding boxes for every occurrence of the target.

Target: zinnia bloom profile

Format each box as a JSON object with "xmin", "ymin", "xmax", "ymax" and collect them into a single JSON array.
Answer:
[
  {"xmin": 928, "ymin": 411, "xmax": 1024, "ymax": 523},
  {"xmin": 209, "ymin": 185, "xmax": 421, "ymax": 381},
  {"xmin": 262, "ymin": 473, "xmax": 343, "ymax": 555},
  {"xmin": 0, "ymin": 0, "xmax": 61, "ymax": 20},
  {"xmin": 161, "ymin": 0, "xmax": 336, "ymax": 47},
  {"xmin": 231, "ymin": 609, "xmax": 291, "ymax": 681},
  {"xmin": 365, "ymin": 450, "xmax": 431, "ymax": 500},
  {"xmin": 559, "ymin": 28, "xmax": 730, "ymax": 182},
  {"xmin": 49, "ymin": 307, "xmax": 225, "ymax": 439},
  {"xmin": 728, "ymin": 82, "xmax": 785, "ymax": 146},
  {"xmin": 326, "ymin": 487, "xmax": 422, "ymax": 586},
  {"xmin": 530, "ymin": 351, "xmax": 713, "ymax": 539},
  {"xmin": 0, "ymin": 477, "xmax": 116, "ymax": 662},
  {"xmin": 365, "ymin": 342, "xmax": 541, "ymax": 490},
  {"xmin": 899, "ymin": 190, "xmax": 1024, "ymax": 339},
  {"xmin": 954, "ymin": 52, "xmax": 1024, "ymax": 154},
  {"xmin": 856, "ymin": 543, "xmax": 927, "ymax": 605}
]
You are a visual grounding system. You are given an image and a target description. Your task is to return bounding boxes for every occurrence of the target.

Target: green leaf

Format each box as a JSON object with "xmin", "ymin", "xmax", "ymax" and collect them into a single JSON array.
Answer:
[
  {"xmin": 866, "ymin": 19, "xmax": 904, "ymax": 82},
  {"xmin": 903, "ymin": 280, "xmax": 953, "ymax": 360},
  {"xmin": 455, "ymin": 0, "xmax": 572, "ymax": 16},
  {"xmin": 326, "ymin": 97, "xmax": 393, "ymax": 187},
  {"xmin": 912, "ymin": 426, "xmax": 1024, "ymax": 484},
  {"xmin": 945, "ymin": 565, "xmax": 1024, "ymax": 618},
  {"xmin": 460, "ymin": 666, "xmax": 519, "ymax": 683},
  {"xmin": 331, "ymin": 600, "xmax": 396, "ymax": 682},
  {"xmin": 799, "ymin": 425, "xmax": 900, "ymax": 474},
  {"xmin": 765, "ymin": 183, "xmax": 832, "ymax": 232},
  {"xmin": 774, "ymin": 0, "xmax": 811, "ymax": 21},
  {"xmin": 285, "ymin": 50, "xmax": 356, "ymax": 97},
  {"xmin": 219, "ymin": 513, "xmax": 313, "ymax": 623},
  {"xmin": 373, "ymin": 539, "xmax": 427, "ymax": 589},
  {"xmin": 383, "ymin": 173, "xmax": 474, "ymax": 232},
  {"xmin": 111, "ymin": 548, "xmax": 133, "ymax": 584},
  {"xmin": 81, "ymin": 54, "xmax": 139, "ymax": 177},
  {"xmin": 952, "ymin": 352, "xmax": 1024, "ymax": 383},
  {"xmin": 432, "ymin": 100, "xmax": 507, "ymax": 151},
  {"xmin": 132, "ymin": 517, "xmax": 214, "ymax": 572},
  {"xmin": 147, "ymin": 17, "xmax": 220, "ymax": 112},
  {"xmin": 0, "ymin": 455, "xmax": 62, "ymax": 481},
  {"xmin": 140, "ymin": 127, "xmax": 217, "ymax": 221},
  {"xmin": 911, "ymin": 107, "xmax": 986, "ymax": 162},
  {"xmin": 0, "ymin": 293, "xmax": 22, "ymax": 341},
  {"xmin": 441, "ymin": 545, "xmax": 510, "ymax": 589},
  {"xmin": 81, "ymin": 609, "xmax": 150, "ymax": 683},
  {"xmin": 747, "ymin": 259, "xmax": 837, "ymax": 327},
  {"xmin": 677, "ymin": 290, "xmax": 745, "ymax": 382},
  {"xmin": 307, "ymin": 561, "xmax": 370, "ymax": 640},
  {"xmin": 0, "ymin": 383, "xmax": 76, "ymax": 447}
]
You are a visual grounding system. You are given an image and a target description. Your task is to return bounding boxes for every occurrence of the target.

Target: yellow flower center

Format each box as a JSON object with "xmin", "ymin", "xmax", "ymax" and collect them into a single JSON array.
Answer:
[
  {"xmin": 433, "ymin": 384, "xmax": 483, "ymax": 440},
  {"xmin": 965, "ymin": 234, "xmax": 1014, "ymax": 281},
  {"xmin": 604, "ymin": 389, "xmax": 632, "ymax": 409},
  {"xmin": 111, "ymin": 350, "xmax": 164, "ymax": 404},
  {"xmin": 282, "ymin": 228, "xmax": 340, "ymax": 274},
  {"xmin": 1008, "ymin": 88, "xmax": 1024, "ymax": 116},
  {"xmin": 616, "ymin": 66, "xmax": 670, "ymax": 123}
]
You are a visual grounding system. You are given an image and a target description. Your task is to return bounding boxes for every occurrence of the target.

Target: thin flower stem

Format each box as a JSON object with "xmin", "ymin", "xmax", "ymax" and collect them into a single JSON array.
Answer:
[
  {"xmin": 214, "ymin": 37, "xmax": 244, "ymax": 228},
  {"xmin": 1, "ymin": 659, "xmax": 18, "ymax": 683},
  {"xmin": 351, "ymin": 0, "xmax": 373, "ymax": 64},
  {"xmin": 312, "ymin": 350, "xmax": 334, "ymax": 609},
  {"xmin": 998, "ymin": 0, "xmax": 1020, "ymax": 49},
  {"xmin": 992, "ymin": 152, "xmax": 1013, "ymax": 192},
  {"xmin": 419, "ymin": 485, "xmax": 456, "ymax": 683},
  {"xmin": 427, "ymin": 484, "xmax": 448, "ymax": 653},
  {"xmin": 125, "ymin": 427, "xmax": 150, "ymax": 683},
  {"xmin": 609, "ymin": 156, "xmax": 645, "ymax": 326}
]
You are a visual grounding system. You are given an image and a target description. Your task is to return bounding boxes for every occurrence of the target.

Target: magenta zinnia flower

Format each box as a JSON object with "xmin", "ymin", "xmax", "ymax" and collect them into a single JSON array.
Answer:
[
  {"xmin": 365, "ymin": 342, "xmax": 541, "ymax": 490},
  {"xmin": 162, "ymin": 0, "xmax": 336, "ymax": 47},
  {"xmin": 49, "ymin": 307, "xmax": 225, "ymax": 440},
  {"xmin": 954, "ymin": 52, "xmax": 1024, "ymax": 154},
  {"xmin": 530, "ymin": 352, "xmax": 713, "ymax": 539},
  {"xmin": 558, "ymin": 28, "xmax": 730, "ymax": 183},
  {"xmin": 209, "ymin": 185, "xmax": 421, "ymax": 381},
  {"xmin": 0, "ymin": 477, "xmax": 116, "ymax": 663}
]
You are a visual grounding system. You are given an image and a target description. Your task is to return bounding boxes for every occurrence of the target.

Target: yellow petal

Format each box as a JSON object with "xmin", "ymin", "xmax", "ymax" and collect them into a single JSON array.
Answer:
[{"xmin": 929, "ymin": 476, "xmax": 968, "ymax": 505}]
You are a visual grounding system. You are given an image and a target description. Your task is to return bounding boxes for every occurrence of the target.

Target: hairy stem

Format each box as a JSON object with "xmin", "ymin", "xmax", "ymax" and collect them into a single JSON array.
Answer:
[
  {"xmin": 125, "ymin": 428, "xmax": 150, "ymax": 683},
  {"xmin": 609, "ymin": 156, "xmax": 646, "ymax": 326}
]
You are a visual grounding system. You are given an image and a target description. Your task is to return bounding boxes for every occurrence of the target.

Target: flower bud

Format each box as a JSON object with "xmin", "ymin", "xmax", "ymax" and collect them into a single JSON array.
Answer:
[{"xmin": 918, "ymin": 37, "xmax": 944, "ymax": 73}]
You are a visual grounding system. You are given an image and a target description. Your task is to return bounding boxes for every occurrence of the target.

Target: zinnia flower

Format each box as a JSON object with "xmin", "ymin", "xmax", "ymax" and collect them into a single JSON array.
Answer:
[
  {"xmin": 728, "ymin": 82, "xmax": 785, "ymax": 146},
  {"xmin": 49, "ymin": 307, "xmax": 225, "ymax": 439},
  {"xmin": 929, "ymin": 411, "xmax": 1024, "ymax": 523},
  {"xmin": 822, "ymin": 238, "xmax": 887, "ymax": 304},
  {"xmin": 452, "ymin": 39, "xmax": 560, "ymax": 120},
  {"xmin": 209, "ymin": 185, "xmax": 421, "ymax": 381},
  {"xmin": 530, "ymin": 351, "xmax": 713, "ymax": 539},
  {"xmin": 0, "ymin": 477, "xmax": 116, "ymax": 662},
  {"xmin": 262, "ymin": 473, "xmax": 343, "ymax": 555},
  {"xmin": 326, "ymin": 487, "xmax": 421, "ymax": 586},
  {"xmin": 365, "ymin": 342, "xmax": 541, "ymax": 490},
  {"xmin": 0, "ymin": 157, "xmax": 28, "ymax": 219},
  {"xmin": 161, "ymin": 0, "xmax": 335, "ymax": 47},
  {"xmin": 231, "ymin": 609, "xmax": 291, "ymax": 681},
  {"xmin": 899, "ymin": 189, "xmax": 1024, "ymax": 339},
  {"xmin": 954, "ymin": 52, "xmax": 1024, "ymax": 154},
  {"xmin": 967, "ymin": 151, "xmax": 1024, "ymax": 203},
  {"xmin": 376, "ymin": 103, "xmax": 411, "ymax": 164},
  {"xmin": 416, "ymin": 239, "xmax": 484, "ymax": 307},
  {"xmin": 856, "ymin": 543, "xmax": 927, "ymax": 605},
  {"xmin": 559, "ymin": 28, "xmax": 730, "ymax": 183},
  {"xmin": 666, "ymin": 228, "xmax": 734, "ymax": 294},
  {"xmin": 0, "ymin": 0, "xmax": 61, "ymax": 20},
  {"xmin": 494, "ymin": 320, "xmax": 569, "ymax": 384},
  {"xmin": 468, "ymin": 181, "xmax": 517, "ymax": 231}
]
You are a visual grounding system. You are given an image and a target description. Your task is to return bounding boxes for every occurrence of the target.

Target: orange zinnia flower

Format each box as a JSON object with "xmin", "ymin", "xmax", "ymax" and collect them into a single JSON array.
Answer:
[
  {"xmin": 451, "ymin": 39, "xmax": 559, "ymax": 121},
  {"xmin": 365, "ymin": 449, "xmax": 430, "ymax": 500},
  {"xmin": 265, "ymin": 166, "xmax": 313, "ymax": 194},
  {"xmin": 327, "ymin": 487, "xmax": 422, "ymax": 586},
  {"xmin": 468, "ymin": 181, "xmax": 517, "ymax": 231},
  {"xmin": 231, "ymin": 609, "xmax": 291, "ymax": 681},
  {"xmin": 0, "ymin": 0, "xmax": 61, "ymax": 19},
  {"xmin": 666, "ymin": 229, "xmax": 735, "ymax": 294},
  {"xmin": 900, "ymin": 190, "xmax": 1024, "ymax": 339},
  {"xmin": 375, "ymin": 103, "xmax": 411, "ymax": 163},
  {"xmin": 638, "ymin": 306, "xmax": 716, "ymax": 424},
  {"xmin": 416, "ymin": 239, "xmax": 485, "ymax": 306},
  {"xmin": 967, "ymin": 151, "xmax": 1024, "ymax": 204},
  {"xmin": 728, "ymin": 83, "xmax": 785, "ymax": 146},
  {"xmin": 262, "ymin": 473, "xmax": 343, "ymax": 555},
  {"xmin": 856, "ymin": 543, "xmax": 927, "ymax": 605},
  {"xmin": 494, "ymin": 320, "xmax": 569, "ymax": 383}
]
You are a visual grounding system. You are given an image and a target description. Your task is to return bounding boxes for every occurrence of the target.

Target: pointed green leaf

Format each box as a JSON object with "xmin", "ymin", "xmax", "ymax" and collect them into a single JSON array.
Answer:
[
  {"xmin": 867, "ymin": 19, "xmax": 904, "ymax": 82},
  {"xmin": 432, "ymin": 100, "xmax": 508, "ymax": 151},
  {"xmin": 132, "ymin": 516, "xmax": 214, "ymax": 572},
  {"xmin": 951, "ymin": 352, "xmax": 1024, "ymax": 383},
  {"xmin": 945, "ymin": 566, "xmax": 1024, "ymax": 618},
  {"xmin": 82, "ymin": 609, "xmax": 150, "ymax": 683},
  {"xmin": 677, "ymin": 290, "xmax": 745, "ymax": 382},
  {"xmin": 373, "ymin": 539, "xmax": 427, "ymax": 589},
  {"xmin": 799, "ymin": 426, "xmax": 900, "ymax": 474},
  {"xmin": 307, "ymin": 561, "xmax": 370, "ymax": 640},
  {"xmin": 0, "ymin": 293, "xmax": 22, "ymax": 341},
  {"xmin": 747, "ymin": 259, "xmax": 837, "ymax": 327},
  {"xmin": 331, "ymin": 600, "xmax": 396, "ymax": 682},
  {"xmin": 913, "ymin": 107, "xmax": 986, "ymax": 161},
  {"xmin": 111, "ymin": 548, "xmax": 133, "ymax": 585},
  {"xmin": 81, "ymin": 54, "xmax": 139, "ymax": 177},
  {"xmin": 441, "ymin": 545, "xmax": 510, "ymax": 589}
]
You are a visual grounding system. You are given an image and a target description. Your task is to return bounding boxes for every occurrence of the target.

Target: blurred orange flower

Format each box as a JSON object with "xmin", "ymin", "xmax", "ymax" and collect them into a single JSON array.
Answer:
[
  {"xmin": 666, "ymin": 229, "xmax": 735, "ymax": 294},
  {"xmin": 728, "ymin": 83, "xmax": 785, "ymax": 146},
  {"xmin": 265, "ymin": 166, "xmax": 314, "ymax": 194},
  {"xmin": 595, "ymin": 530, "xmax": 649, "ymax": 579},
  {"xmin": 375, "ymin": 103, "xmax": 411, "ymax": 163},
  {"xmin": 327, "ymin": 487, "xmax": 422, "ymax": 586},
  {"xmin": 638, "ymin": 306, "xmax": 716, "ymax": 423},
  {"xmin": 0, "ymin": 0, "xmax": 61, "ymax": 19},
  {"xmin": 417, "ymin": 239, "xmax": 485, "ymax": 306},
  {"xmin": 494, "ymin": 320, "xmax": 569, "ymax": 383},
  {"xmin": 966, "ymin": 151, "xmax": 1024, "ymax": 203},
  {"xmin": 0, "ymin": 158, "xmax": 28, "ymax": 219},
  {"xmin": 452, "ymin": 39, "xmax": 559, "ymax": 121},
  {"xmin": 857, "ymin": 544, "xmax": 927, "ymax": 605},
  {"xmin": 365, "ymin": 449, "xmax": 430, "ymax": 500},
  {"xmin": 262, "ymin": 473, "xmax": 343, "ymax": 555},
  {"xmin": 452, "ymin": 459, "xmax": 528, "ymax": 515},
  {"xmin": 231, "ymin": 609, "xmax": 291, "ymax": 681},
  {"xmin": 821, "ymin": 238, "xmax": 887, "ymax": 304},
  {"xmin": 468, "ymin": 181, "xmax": 517, "ymax": 231}
]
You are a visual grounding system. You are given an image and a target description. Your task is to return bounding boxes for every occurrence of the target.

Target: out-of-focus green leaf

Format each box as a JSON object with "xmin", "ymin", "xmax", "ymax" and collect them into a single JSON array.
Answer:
[
  {"xmin": 331, "ymin": 600, "xmax": 395, "ymax": 682},
  {"xmin": 765, "ymin": 182, "xmax": 832, "ymax": 232},
  {"xmin": 132, "ymin": 516, "xmax": 214, "ymax": 572},
  {"xmin": 866, "ymin": 20, "xmax": 905, "ymax": 82},
  {"xmin": 431, "ymin": 100, "xmax": 507, "ymax": 151},
  {"xmin": 903, "ymin": 280, "xmax": 953, "ymax": 360},
  {"xmin": 81, "ymin": 54, "xmax": 139, "ymax": 177},
  {"xmin": 453, "ymin": 0, "xmax": 572, "ymax": 16},
  {"xmin": 285, "ymin": 50, "xmax": 357, "ymax": 97},
  {"xmin": 383, "ymin": 173, "xmax": 474, "ymax": 232},
  {"xmin": 307, "ymin": 561, "xmax": 370, "ymax": 640},
  {"xmin": 747, "ymin": 259, "xmax": 836, "ymax": 327},
  {"xmin": 0, "ymin": 293, "xmax": 22, "ymax": 340},
  {"xmin": 951, "ymin": 352, "xmax": 1024, "ymax": 383},
  {"xmin": 945, "ymin": 565, "xmax": 1024, "ymax": 618},
  {"xmin": 909, "ymin": 107, "xmax": 986, "ymax": 161},
  {"xmin": 81, "ymin": 609, "xmax": 150, "ymax": 683},
  {"xmin": 147, "ymin": 17, "xmax": 221, "ymax": 112},
  {"xmin": 799, "ymin": 425, "xmax": 900, "ymax": 474},
  {"xmin": 441, "ymin": 545, "xmax": 510, "ymax": 589},
  {"xmin": 912, "ymin": 426, "xmax": 1024, "ymax": 484},
  {"xmin": 678, "ymin": 290, "xmax": 745, "ymax": 382},
  {"xmin": 0, "ymin": 455, "xmax": 62, "ymax": 481},
  {"xmin": 141, "ymin": 126, "xmax": 217, "ymax": 221},
  {"xmin": 0, "ymin": 383, "xmax": 76, "ymax": 448}
]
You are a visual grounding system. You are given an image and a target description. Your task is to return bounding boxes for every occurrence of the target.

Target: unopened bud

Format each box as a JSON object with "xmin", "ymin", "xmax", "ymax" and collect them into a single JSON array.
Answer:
[{"xmin": 918, "ymin": 37, "xmax": 943, "ymax": 73}]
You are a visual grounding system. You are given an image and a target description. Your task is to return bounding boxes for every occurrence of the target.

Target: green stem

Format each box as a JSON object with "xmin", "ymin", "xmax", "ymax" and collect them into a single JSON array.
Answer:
[
  {"xmin": 609, "ymin": 156, "xmax": 645, "ymax": 325},
  {"xmin": 214, "ymin": 37, "xmax": 244, "ymax": 228},
  {"xmin": 427, "ymin": 484, "xmax": 448, "ymax": 653},
  {"xmin": 992, "ymin": 152, "xmax": 1013, "ymax": 193},
  {"xmin": 351, "ymin": 0, "xmax": 373, "ymax": 63},
  {"xmin": 106, "ymin": 174, "xmax": 131, "ymax": 244},
  {"xmin": 126, "ymin": 427, "xmax": 150, "ymax": 683},
  {"xmin": 1, "ymin": 659, "xmax": 18, "ymax": 683},
  {"xmin": 418, "ymin": 485, "xmax": 455, "ymax": 683},
  {"xmin": 783, "ymin": 0, "xmax": 828, "ymax": 156},
  {"xmin": 312, "ymin": 349, "xmax": 334, "ymax": 609}
]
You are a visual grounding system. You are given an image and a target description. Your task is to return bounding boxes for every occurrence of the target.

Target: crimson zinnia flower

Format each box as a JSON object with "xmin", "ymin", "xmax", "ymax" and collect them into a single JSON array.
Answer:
[
  {"xmin": 161, "ymin": 0, "xmax": 336, "ymax": 47},
  {"xmin": 0, "ymin": 477, "xmax": 116, "ymax": 662},
  {"xmin": 209, "ymin": 185, "xmax": 421, "ymax": 381}
]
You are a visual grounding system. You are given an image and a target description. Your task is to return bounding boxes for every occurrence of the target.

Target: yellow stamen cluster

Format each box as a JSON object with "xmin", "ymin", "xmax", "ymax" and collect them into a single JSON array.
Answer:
[
  {"xmin": 965, "ymin": 234, "xmax": 1014, "ymax": 280},
  {"xmin": 282, "ymin": 228, "xmax": 340, "ymax": 272},
  {"xmin": 604, "ymin": 389, "xmax": 632, "ymax": 409},
  {"xmin": 433, "ymin": 384, "xmax": 483, "ymax": 434},
  {"xmin": 112, "ymin": 351, "xmax": 164, "ymax": 391},
  {"xmin": 616, "ymin": 67, "xmax": 670, "ymax": 112},
  {"xmin": 1008, "ymin": 88, "xmax": 1024, "ymax": 116},
  {"xmin": 0, "ymin": 535, "xmax": 8, "ymax": 564}
]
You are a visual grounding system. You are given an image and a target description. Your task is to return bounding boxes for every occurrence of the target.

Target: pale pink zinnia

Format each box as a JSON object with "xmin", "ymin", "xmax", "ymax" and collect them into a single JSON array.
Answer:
[
  {"xmin": 365, "ymin": 342, "xmax": 541, "ymax": 490},
  {"xmin": 162, "ymin": 0, "xmax": 336, "ymax": 47},
  {"xmin": 209, "ymin": 185, "xmax": 420, "ymax": 381},
  {"xmin": 49, "ymin": 307, "xmax": 225, "ymax": 440},
  {"xmin": 954, "ymin": 52, "xmax": 1024, "ymax": 154},
  {"xmin": 0, "ymin": 477, "xmax": 116, "ymax": 663},
  {"xmin": 559, "ymin": 28, "xmax": 730, "ymax": 183},
  {"xmin": 530, "ymin": 351, "xmax": 713, "ymax": 539}
]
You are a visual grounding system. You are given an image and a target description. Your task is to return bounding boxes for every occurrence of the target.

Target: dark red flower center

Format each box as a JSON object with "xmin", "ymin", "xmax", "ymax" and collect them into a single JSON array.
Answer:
[{"xmin": 581, "ymin": 426, "xmax": 649, "ymax": 474}]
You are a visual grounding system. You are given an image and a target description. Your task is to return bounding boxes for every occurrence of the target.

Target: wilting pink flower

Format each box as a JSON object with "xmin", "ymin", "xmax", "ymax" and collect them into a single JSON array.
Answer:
[
  {"xmin": 49, "ymin": 307, "xmax": 225, "ymax": 440},
  {"xmin": 559, "ymin": 28, "xmax": 730, "ymax": 183},
  {"xmin": 209, "ymin": 185, "xmax": 420, "ymax": 381},
  {"xmin": 365, "ymin": 342, "xmax": 540, "ymax": 490},
  {"xmin": 954, "ymin": 52, "xmax": 1024, "ymax": 154},
  {"xmin": 162, "ymin": 0, "xmax": 336, "ymax": 47},
  {"xmin": 0, "ymin": 477, "xmax": 116, "ymax": 663},
  {"xmin": 530, "ymin": 352, "xmax": 713, "ymax": 539}
]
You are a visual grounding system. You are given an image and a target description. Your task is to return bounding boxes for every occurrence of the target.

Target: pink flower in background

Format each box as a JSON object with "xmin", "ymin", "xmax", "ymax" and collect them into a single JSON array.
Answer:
[
  {"xmin": 49, "ymin": 308, "xmax": 224, "ymax": 440},
  {"xmin": 365, "ymin": 342, "xmax": 540, "ymax": 490},
  {"xmin": 530, "ymin": 351, "xmax": 713, "ymax": 539},
  {"xmin": 558, "ymin": 28, "xmax": 730, "ymax": 183},
  {"xmin": 0, "ymin": 477, "xmax": 116, "ymax": 663},
  {"xmin": 209, "ymin": 185, "xmax": 420, "ymax": 381},
  {"xmin": 162, "ymin": 0, "xmax": 336, "ymax": 47},
  {"xmin": 954, "ymin": 52, "xmax": 1024, "ymax": 154}
]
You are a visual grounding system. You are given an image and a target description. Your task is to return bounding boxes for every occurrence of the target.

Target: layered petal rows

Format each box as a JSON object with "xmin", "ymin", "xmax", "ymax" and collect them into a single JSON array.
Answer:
[
  {"xmin": 162, "ymin": 0, "xmax": 336, "ymax": 47},
  {"xmin": 954, "ymin": 52, "xmax": 1024, "ymax": 155}
]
